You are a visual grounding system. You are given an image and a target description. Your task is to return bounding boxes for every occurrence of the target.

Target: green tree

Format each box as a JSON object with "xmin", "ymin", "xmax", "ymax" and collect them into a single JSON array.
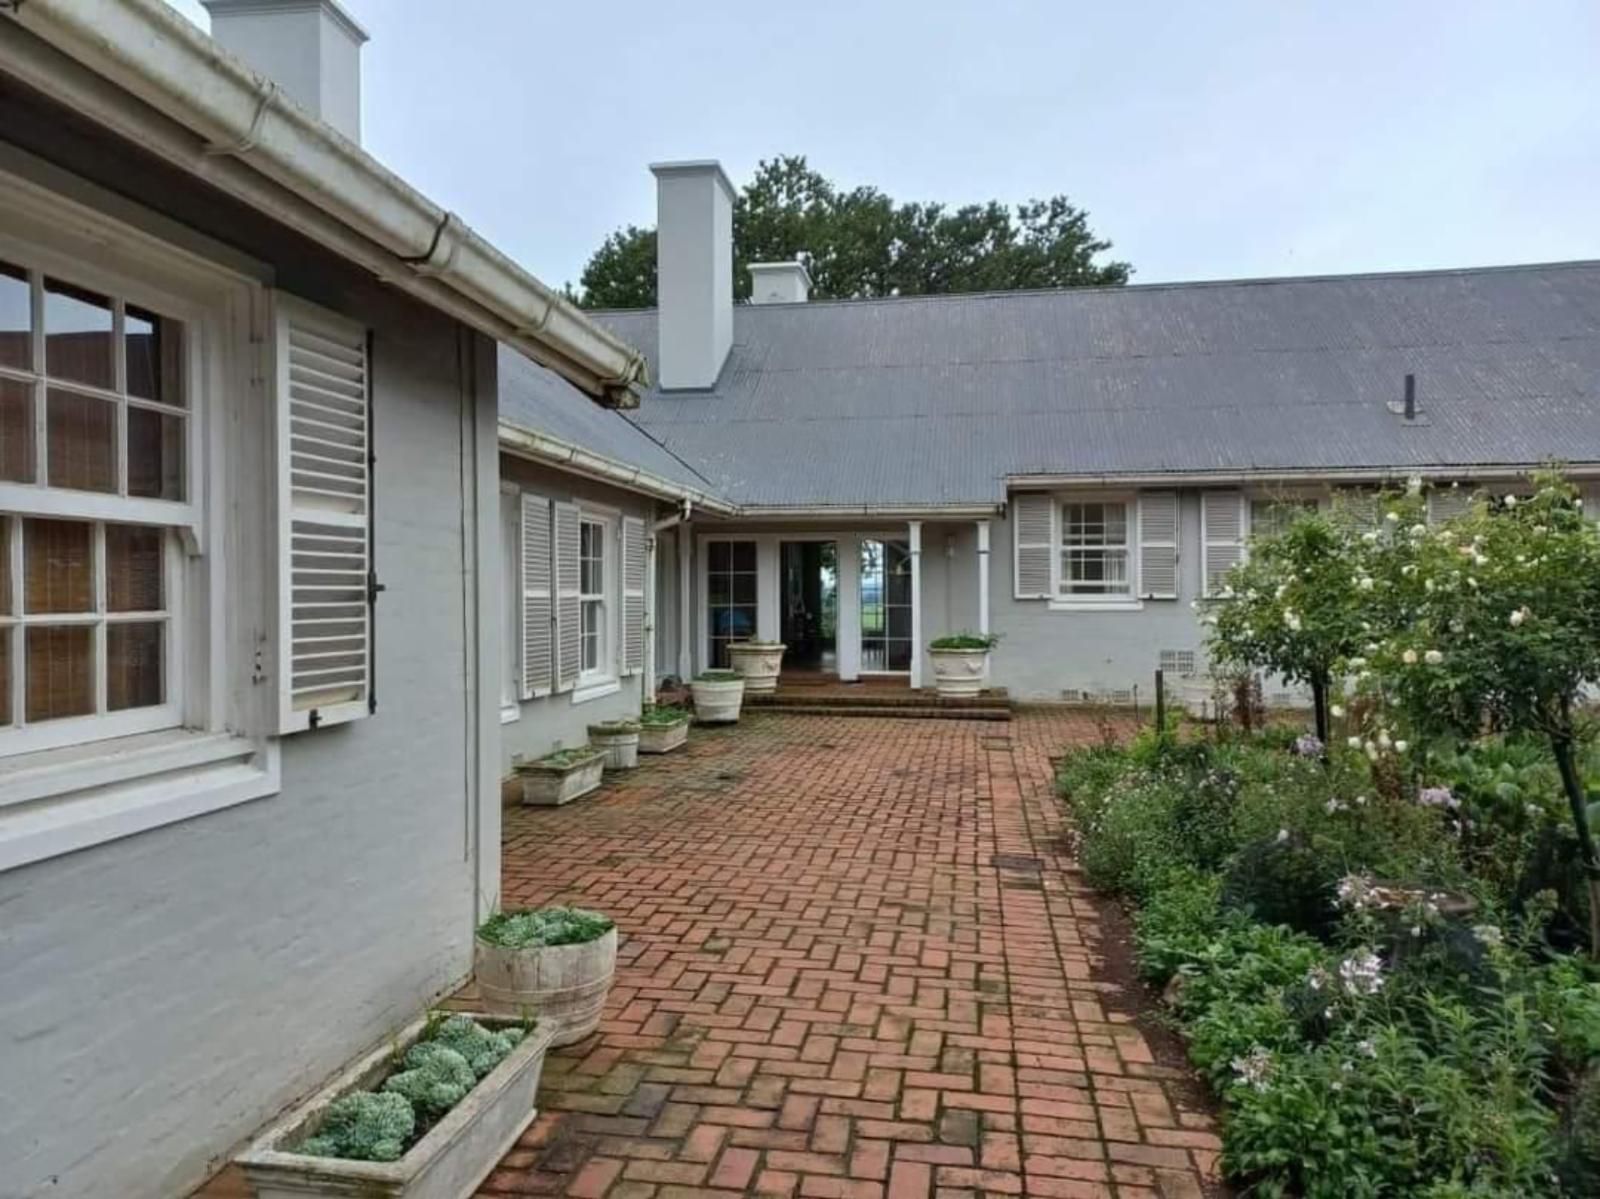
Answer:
[{"xmin": 571, "ymin": 155, "xmax": 1130, "ymax": 309}]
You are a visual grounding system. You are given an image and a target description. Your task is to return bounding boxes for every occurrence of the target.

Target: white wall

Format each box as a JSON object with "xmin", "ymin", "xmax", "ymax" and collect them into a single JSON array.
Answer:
[{"xmin": 497, "ymin": 458, "xmax": 659, "ymax": 772}]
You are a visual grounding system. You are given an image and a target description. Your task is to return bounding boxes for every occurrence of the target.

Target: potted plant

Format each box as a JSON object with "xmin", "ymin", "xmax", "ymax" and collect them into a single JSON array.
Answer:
[
  {"xmin": 691, "ymin": 669, "xmax": 746, "ymax": 723},
  {"xmin": 237, "ymin": 1010, "xmax": 555, "ymax": 1199},
  {"xmin": 516, "ymin": 746, "xmax": 605, "ymax": 806},
  {"xmin": 587, "ymin": 720, "xmax": 641, "ymax": 771},
  {"xmin": 727, "ymin": 640, "xmax": 787, "ymax": 693},
  {"xmin": 474, "ymin": 908, "xmax": 618, "ymax": 1047},
  {"xmin": 927, "ymin": 632, "xmax": 999, "ymax": 697},
  {"xmin": 637, "ymin": 704, "xmax": 691, "ymax": 754}
]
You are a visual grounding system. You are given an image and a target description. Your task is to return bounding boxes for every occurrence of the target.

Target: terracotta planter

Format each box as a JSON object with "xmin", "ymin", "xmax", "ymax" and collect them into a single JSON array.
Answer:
[
  {"xmin": 637, "ymin": 718, "xmax": 689, "ymax": 754},
  {"xmin": 691, "ymin": 675, "xmax": 745, "ymax": 723},
  {"xmin": 517, "ymin": 750, "xmax": 604, "ymax": 806},
  {"xmin": 727, "ymin": 642, "xmax": 786, "ymax": 693},
  {"xmin": 475, "ymin": 928, "xmax": 619, "ymax": 1047},
  {"xmin": 237, "ymin": 1013, "xmax": 555, "ymax": 1199},
  {"xmin": 927, "ymin": 647, "xmax": 989, "ymax": 697},
  {"xmin": 587, "ymin": 724, "xmax": 640, "ymax": 771}
]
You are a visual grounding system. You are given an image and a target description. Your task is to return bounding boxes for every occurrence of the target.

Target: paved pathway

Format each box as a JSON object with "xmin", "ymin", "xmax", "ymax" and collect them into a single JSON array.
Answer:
[{"xmin": 481, "ymin": 711, "xmax": 1222, "ymax": 1199}]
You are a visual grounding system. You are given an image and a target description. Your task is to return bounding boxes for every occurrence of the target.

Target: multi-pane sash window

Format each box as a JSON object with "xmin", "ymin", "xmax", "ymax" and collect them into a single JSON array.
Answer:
[
  {"xmin": 1061, "ymin": 501, "xmax": 1130, "ymax": 595},
  {"xmin": 579, "ymin": 518, "xmax": 605, "ymax": 676},
  {"xmin": 1250, "ymin": 497, "xmax": 1318, "ymax": 541},
  {"xmin": 0, "ymin": 255, "xmax": 187, "ymax": 752}
]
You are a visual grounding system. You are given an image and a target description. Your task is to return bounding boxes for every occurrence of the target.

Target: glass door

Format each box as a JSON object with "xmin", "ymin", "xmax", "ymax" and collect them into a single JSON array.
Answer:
[
  {"xmin": 781, "ymin": 541, "xmax": 838, "ymax": 673},
  {"xmin": 706, "ymin": 539, "xmax": 757, "ymax": 668},
  {"xmin": 859, "ymin": 538, "xmax": 912, "ymax": 672}
]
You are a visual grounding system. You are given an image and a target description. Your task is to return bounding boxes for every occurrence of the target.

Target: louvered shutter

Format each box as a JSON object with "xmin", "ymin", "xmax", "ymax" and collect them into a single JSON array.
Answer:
[
  {"xmin": 621, "ymin": 516, "xmax": 646, "ymax": 677},
  {"xmin": 1335, "ymin": 487, "xmax": 1381, "ymax": 531},
  {"xmin": 271, "ymin": 296, "xmax": 372, "ymax": 733},
  {"xmin": 1138, "ymin": 492, "xmax": 1179, "ymax": 599},
  {"xmin": 1012, "ymin": 492, "xmax": 1055, "ymax": 599},
  {"xmin": 1201, "ymin": 491, "xmax": 1244, "ymax": 597},
  {"xmin": 1427, "ymin": 487, "xmax": 1472, "ymax": 524},
  {"xmin": 553, "ymin": 501, "xmax": 581, "ymax": 692},
  {"xmin": 521, "ymin": 493, "xmax": 552, "ymax": 699}
]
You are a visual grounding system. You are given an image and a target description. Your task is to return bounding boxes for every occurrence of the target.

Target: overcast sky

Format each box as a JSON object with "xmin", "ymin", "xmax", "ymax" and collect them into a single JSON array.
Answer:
[{"xmin": 165, "ymin": 0, "xmax": 1599, "ymax": 293}]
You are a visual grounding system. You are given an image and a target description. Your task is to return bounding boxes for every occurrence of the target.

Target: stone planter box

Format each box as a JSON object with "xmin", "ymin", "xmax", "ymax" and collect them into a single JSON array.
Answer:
[
  {"xmin": 517, "ymin": 749, "xmax": 604, "ymax": 806},
  {"xmin": 237, "ymin": 1013, "xmax": 556, "ymax": 1199},
  {"xmin": 691, "ymin": 674, "xmax": 745, "ymax": 723},
  {"xmin": 475, "ymin": 927, "xmax": 618, "ymax": 1047},
  {"xmin": 587, "ymin": 723, "xmax": 640, "ymax": 771},
  {"xmin": 637, "ymin": 717, "xmax": 689, "ymax": 754},
  {"xmin": 727, "ymin": 642, "xmax": 786, "ymax": 693},
  {"xmin": 928, "ymin": 647, "xmax": 989, "ymax": 697}
]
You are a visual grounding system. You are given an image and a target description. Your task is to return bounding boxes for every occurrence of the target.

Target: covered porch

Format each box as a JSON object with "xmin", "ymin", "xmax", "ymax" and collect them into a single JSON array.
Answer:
[{"xmin": 650, "ymin": 512, "xmax": 1000, "ymax": 691}]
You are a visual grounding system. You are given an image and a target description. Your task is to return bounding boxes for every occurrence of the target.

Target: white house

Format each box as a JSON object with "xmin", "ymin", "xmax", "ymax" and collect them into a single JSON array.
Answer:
[
  {"xmin": 0, "ymin": 3, "xmax": 644, "ymax": 1196},
  {"xmin": 495, "ymin": 160, "xmax": 1600, "ymax": 721}
]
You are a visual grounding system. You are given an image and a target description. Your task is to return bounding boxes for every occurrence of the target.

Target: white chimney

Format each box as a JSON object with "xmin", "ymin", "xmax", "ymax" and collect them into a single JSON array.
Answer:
[
  {"xmin": 748, "ymin": 261, "xmax": 812, "ymax": 305},
  {"xmin": 202, "ymin": 0, "xmax": 369, "ymax": 145},
  {"xmin": 651, "ymin": 160, "xmax": 734, "ymax": 391}
]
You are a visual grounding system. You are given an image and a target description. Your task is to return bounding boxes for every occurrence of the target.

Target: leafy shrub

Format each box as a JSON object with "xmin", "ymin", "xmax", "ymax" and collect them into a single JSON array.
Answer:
[
  {"xmin": 299, "ymin": 1090, "xmax": 415, "ymax": 1162},
  {"xmin": 429, "ymin": 1013, "xmax": 524, "ymax": 1079},
  {"xmin": 639, "ymin": 704, "xmax": 689, "ymax": 726},
  {"xmin": 1221, "ymin": 832, "xmax": 1342, "ymax": 938},
  {"xmin": 1558, "ymin": 1063, "xmax": 1600, "ymax": 1194},
  {"xmin": 382, "ymin": 1041, "xmax": 476, "ymax": 1119},
  {"xmin": 1133, "ymin": 868, "xmax": 1224, "ymax": 983},
  {"xmin": 477, "ymin": 906, "xmax": 615, "ymax": 949},
  {"xmin": 928, "ymin": 631, "xmax": 1000, "ymax": 650}
]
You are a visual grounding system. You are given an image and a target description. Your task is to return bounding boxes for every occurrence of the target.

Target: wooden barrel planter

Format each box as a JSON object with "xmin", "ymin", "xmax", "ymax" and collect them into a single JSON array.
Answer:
[{"xmin": 475, "ymin": 913, "xmax": 618, "ymax": 1047}]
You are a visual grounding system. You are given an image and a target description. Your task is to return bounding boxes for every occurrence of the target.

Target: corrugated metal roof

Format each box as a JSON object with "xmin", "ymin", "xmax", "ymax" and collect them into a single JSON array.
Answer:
[
  {"xmin": 497, "ymin": 344, "xmax": 715, "ymax": 496},
  {"xmin": 583, "ymin": 261, "xmax": 1600, "ymax": 507}
]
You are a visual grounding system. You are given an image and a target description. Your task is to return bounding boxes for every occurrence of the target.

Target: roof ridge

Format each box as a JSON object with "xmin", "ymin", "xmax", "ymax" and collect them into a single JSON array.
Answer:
[{"xmin": 585, "ymin": 257, "xmax": 1600, "ymax": 318}]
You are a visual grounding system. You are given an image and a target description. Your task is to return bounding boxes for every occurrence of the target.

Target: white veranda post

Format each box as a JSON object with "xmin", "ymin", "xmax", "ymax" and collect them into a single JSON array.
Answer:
[
  {"xmin": 977, "ymin": 519, "xmax": 991, "ymax": 679},
  {"xmin": 908, "ymin": 520, "xmax": 923, "ymax": 688}
]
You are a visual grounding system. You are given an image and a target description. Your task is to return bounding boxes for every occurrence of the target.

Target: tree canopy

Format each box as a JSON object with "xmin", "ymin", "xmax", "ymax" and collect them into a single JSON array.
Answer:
[{"xmin": 570, "ymin": 155, "xmax": 1131, "ymax": 309}]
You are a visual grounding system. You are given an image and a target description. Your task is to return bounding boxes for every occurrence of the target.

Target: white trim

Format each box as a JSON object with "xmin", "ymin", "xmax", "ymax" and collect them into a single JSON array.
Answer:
[
  {"xmin": 1048, "ymin": 597, "xmax": 1145, "ymax": 613},
  {"xmin": 1057, "ymin": 492, "xmax": 1138, "ymax": 600},
  {"xmin": 908, "ymin": 521, "xmax": 923, "ymax": 689},
  {"xmin": 499, "ymin": 704, "xmax": 521, "ymax": 725},
  {"xmin": 570, "ymin": 678, "xmax": 622, "ymax": 705}
]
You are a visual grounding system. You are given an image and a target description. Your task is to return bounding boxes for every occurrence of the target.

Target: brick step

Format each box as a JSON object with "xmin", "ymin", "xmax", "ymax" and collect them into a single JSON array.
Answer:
[
  {"xmin": 747, "ymin": 689, "xmax": 1009, "ymax": 710},
  {"xmin": 742, "ymin": 703, "xmax": 1013, "ymax": 722}
]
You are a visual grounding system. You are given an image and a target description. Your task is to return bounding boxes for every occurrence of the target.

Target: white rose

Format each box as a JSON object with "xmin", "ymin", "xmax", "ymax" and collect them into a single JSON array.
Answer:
[
  {"xmin": 1347, "ymin": 736, "xmax": 1363, "ymax": 749},
  {"xmin": 1409, "ymin": 524, "xmax": 1427, "ymax": 537},
  {"xmin": 1385, "ymin": 511, "xmax": 1400, "ymax": 524},
  {"xmin": 1394, "ymin": 740, "xmax": 1409, "ymax": 753},
  {"xmin": 1424, "ymin": 649, "xmax": 1443, "ymax": 665},
  {"xmin": 1361, "ymin": 531, "xmax": 1379, "ymax": 545},
  {"xmin": 1358, "ymin": 577, "xmax": 1375, "ymax": 591},
  {"xmin": 1330, "ymin": 704, "xmax": 1345, "ymax": 717},
  {"xmin": 1402, "ymin": 649, "xmax": 1418, "ymax": 665},
  {"xmin": 1509, "ymin": 609, "xmax": 1526, "ymax": 627},
  {"xmin": 1504, "ymin": 495, "xmax": 1517, "ymax": 508}
]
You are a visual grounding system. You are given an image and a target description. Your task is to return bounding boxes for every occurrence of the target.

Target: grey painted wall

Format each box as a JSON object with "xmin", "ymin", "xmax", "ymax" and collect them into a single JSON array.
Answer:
[
  {"xmin": 497, "ymin": 458, "xmax": 659, "ymax": 772},
  {"xmin": 0, "ymin": 121, "xmax": 499, "ymax": 1198}
]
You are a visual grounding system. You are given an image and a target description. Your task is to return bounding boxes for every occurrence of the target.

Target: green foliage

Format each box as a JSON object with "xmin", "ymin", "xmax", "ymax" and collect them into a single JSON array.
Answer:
[
  {"xmin": 639, "ymin": 704, "xmax": 690, "ymax": 726},
  {"xmin": 1558, "ymin": 1063, "xmax": 1600, "ymax": 1193},
  {"xmin": 298, "ymin": 1090, "xmax": 415, "ymax": 1163},
  {"xmin": 928, "ymin": 631, "xmax": 1000, "ymax": 650},
  {"xmin": 572, "ymin": 155, "xmax": 1130, "ymax": 309},
  {"xmin": 1221, "ymin": 833, "xmax": 1342, "ymax": 939},
  {"xmin": 694, "ymin": 670, "xmax": 742, "ymax": 682},
  {"xmin": 428, "ymin": 1013, "xmax": 525, "ymax": 1079},
  {"xmin": 382, "ymin": 1041, "xmax": 476, "ymax": 1119},
  {"xmin": 477, "ymin": 906, "xmax": 615, "ymax": 950},
  {"xmin": 588, "ymin": 720, "xmax": 640, "ymax": 735},
  {"xmin": 536, "ymin": 747, "xmax": 602, "ymax": 768}
]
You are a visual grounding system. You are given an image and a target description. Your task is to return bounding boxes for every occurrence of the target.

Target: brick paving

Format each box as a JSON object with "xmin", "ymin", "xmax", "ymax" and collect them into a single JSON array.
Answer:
[{"xmin": 480, "ymin": 710, "xmax": 1223, "ymax": 1199}]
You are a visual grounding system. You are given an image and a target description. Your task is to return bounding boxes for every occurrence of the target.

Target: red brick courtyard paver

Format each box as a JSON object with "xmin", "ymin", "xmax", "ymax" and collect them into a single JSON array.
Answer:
[{"xmin": 480, "ymin": 710, "xmax": 1223, "ymax": 1199}]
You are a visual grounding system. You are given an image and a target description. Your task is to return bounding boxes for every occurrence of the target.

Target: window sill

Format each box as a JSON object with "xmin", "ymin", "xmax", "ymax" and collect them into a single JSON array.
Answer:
[
  {"xmin": 1048, "ymin": 597, "xmax": 1145, "ymax": 613},
  {"xmin": 571, "ymin": 678, "xmax": 621, "ymax": 705},
  {"xmin": 500, "ymin": 703, "xmax": 521, "ymax": 725},
  {"xmin": 0, "ymin": 729, "xmax": 279, "ymax": 873}
]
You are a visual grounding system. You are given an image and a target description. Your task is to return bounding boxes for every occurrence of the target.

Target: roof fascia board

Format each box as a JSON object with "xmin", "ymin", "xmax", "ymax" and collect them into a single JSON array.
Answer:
[
  {"xmin": 498, "ymin": 423, "xmax": 738, "ymax": 515},
  {"xmin": 733, "ymin": 504, "xmax": 1004, "ymax": 520},
  {"xmin": 2, "ymin": 0, "xmax": 646, "ymax": 404},
  {"xmin": 1008, "ymin": 464, "xmax": 1600, "ymax": 490}
]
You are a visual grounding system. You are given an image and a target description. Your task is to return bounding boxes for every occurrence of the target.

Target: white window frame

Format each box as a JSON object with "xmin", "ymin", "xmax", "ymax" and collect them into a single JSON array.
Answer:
[
  {"xmin": 0, "ymin": 165, "xmax": 278, "ymax": 873},
  {"xmin": 1245, "ymin": 491, "xmax": 1321, "ymax": 546},
  {"xmin": 1047, "ymin": 492, "xmax": 1143, "ymax": 612},
  {"xmin": 498, "ymin": 482, "xmax": 521, "ymax": 722},
  {"xmin": 571, "ymin": 502, "xmax": 619, "ymax": 704}
]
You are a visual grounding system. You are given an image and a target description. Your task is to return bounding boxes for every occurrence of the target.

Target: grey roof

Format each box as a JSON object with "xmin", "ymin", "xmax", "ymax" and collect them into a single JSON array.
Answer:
[
  {"xmin": 497, "ymin": 345, "xmax": 715, "ymax": 496},
  {"xmin": 586, "ymin": 261, "xmax": 1600, "ymax": 508}
]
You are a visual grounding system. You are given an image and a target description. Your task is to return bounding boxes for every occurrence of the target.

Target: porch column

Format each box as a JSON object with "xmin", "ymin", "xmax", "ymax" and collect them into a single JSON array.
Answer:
[
  {"xmin": 678, "ymin": 525, "xmax": 693, "ymax": 679},
  {"xmin": 977, "ymin": 519, "xmax": 991, "ymax": 638},
  {"xmin": 908, "ymin": 520, "xmax": 924, "ymax": 688}
]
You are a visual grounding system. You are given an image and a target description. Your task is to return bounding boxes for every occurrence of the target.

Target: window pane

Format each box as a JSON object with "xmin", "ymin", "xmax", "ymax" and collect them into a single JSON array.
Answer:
[
  {"xmin": 25, "ymin": 518, "xmax": 93, "ymax": 613},
  {"xmin": 106, "ymin": 525, "xmax": 163, "ymax": 612},
  {"xmin": 0, "ymin": 261, "xmax": 29, "ymax": 372},
  {"xmin": 125, "ymin": 306, "xmax": 184, "ymax": 406},
  {"xmin": 44, "ymin": 278, "xmax": 114, "ymax": 391},
  {"xmin": 126, "ymin": 407, "xmax": 185, "ymax": 500},
  {"xmin": 0, "ymin": 378, "xmax": 32, "ymax": 483},
  {"xmin": 0, "ymin": 628, "xmax": 10, "ymax": 727},
  {"xmin": 0, "ymin": 519, "xmax": 8, "ymax": 616},
  {"xmin": 732, "ymin": 573, "xmax": 757, "ymax": 605},
  {"xmin": 108, "ymin": 621, "xmax": 163, "ymax": 711},
  {"xmin": 708, "ymin": 540, "xmax": 730, "ymax": 572},
  {"xmin": 26, "ymin": 624, "xmax": 94, "ymax": 722},
  {"xmin": 731, "ymin": 542, "xmax": 757, "ymax": 572},
  {"xmin": 47, "ymin": 388, "xmax": 116, "ymax": 493}
]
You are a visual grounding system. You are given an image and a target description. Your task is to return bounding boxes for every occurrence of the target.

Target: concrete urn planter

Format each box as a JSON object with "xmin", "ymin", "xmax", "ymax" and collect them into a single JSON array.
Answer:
[
  {"xmin": 637, "ymin": 715, "xmax": 690, "ymax": 754},
  {"xmin": 690, "ymin": 673, "xmax": 745, "ymax": 723},
  {"xmin": 587, "ymin": 723, "xmax": 640, "ymax": 771},
  {"xmin": 517, "ymin": 749, "xmax": 605, "ymax": 806},
  {"xmin": 727, "ymin": 642, "xmax": 786, "ymax": 693},
  {"xmin": 475, "ymin": 928, "xmax": 619, "ymax": 1047},
  {"xmin": 927, "ymin": 647, "xmax": 989, "ymax": 697},
  {"xmin": 237, "ymin": 1012, "xmax": 555, "ymax": 1199}
]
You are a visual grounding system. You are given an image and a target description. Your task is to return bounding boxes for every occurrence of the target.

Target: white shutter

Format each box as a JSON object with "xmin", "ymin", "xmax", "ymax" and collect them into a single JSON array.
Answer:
[
  {"xmin": 621, "ymin": 515, "xmax": 646, "ymax": 677},
  {"xmin": 553, "ymin": 501, "xmax": 581, "ymax": 692},
  {"xmin": 521, "ymin": 493, "xmax": 552, "ymax": 699},
  {"xmin": 273, "ymin": 295, "xmax": 371, "ymax": 734},
  {"xmin": 1138, "ymin": 492, "xmax": 1179, "ymax": 599},
  {"xmin": 1335, "ymin": 487, "xmax": 1381, "ymax": 531},
  {"xmin": 1427, "ymin": 487, "xmax": 1472, "ymax": 524},
  {"xmin": 1012, "ymin": 492, "xmax": 1055, "ymax": 599},
  {"xmin": 1201, "ymin": 491, "xmax": 1244, "ymax": 597}
]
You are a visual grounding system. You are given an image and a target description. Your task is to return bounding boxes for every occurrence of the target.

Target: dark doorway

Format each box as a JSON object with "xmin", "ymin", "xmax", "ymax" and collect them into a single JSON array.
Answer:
[{"xmin": 781, "ymin": 541, "xmax": 838, "ymax": 673}]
